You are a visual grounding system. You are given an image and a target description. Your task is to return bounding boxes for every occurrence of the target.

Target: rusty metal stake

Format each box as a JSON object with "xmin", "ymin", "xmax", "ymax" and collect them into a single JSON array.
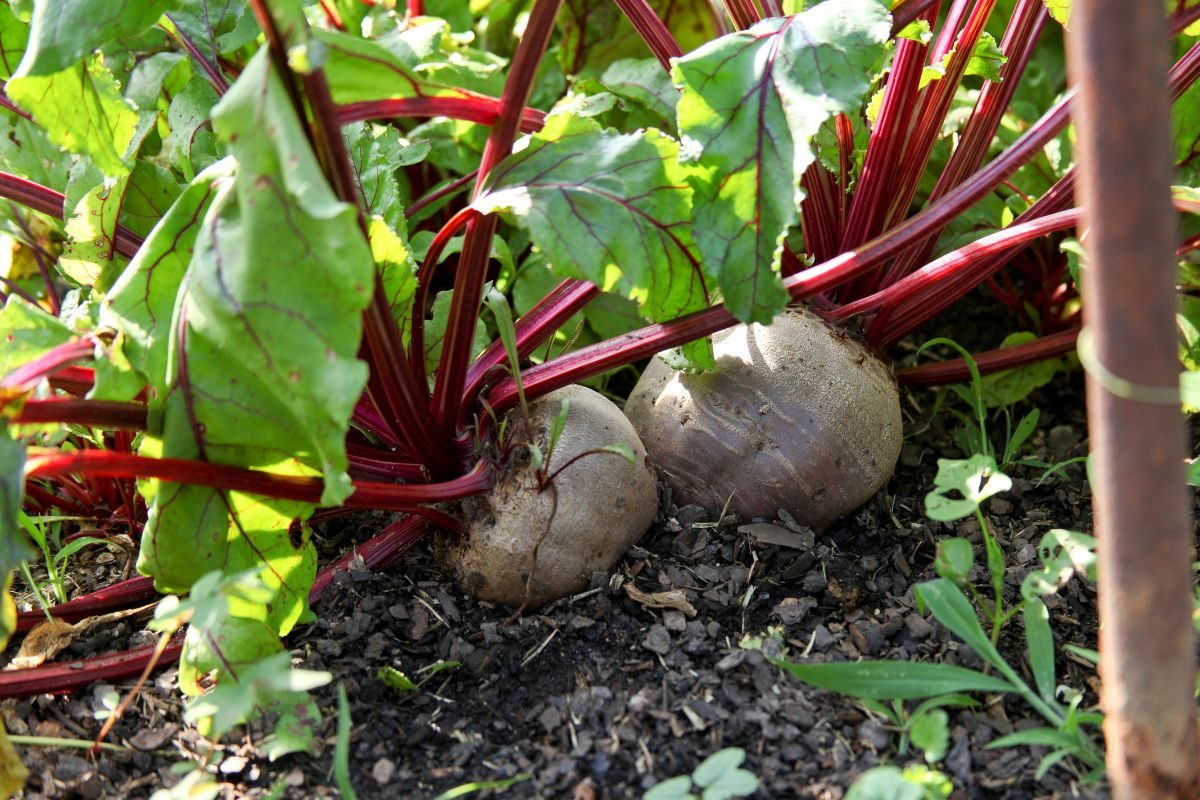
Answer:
[{"xmin": 1069, "ymin": 2, "xmax": 1200, "ymax": 796}]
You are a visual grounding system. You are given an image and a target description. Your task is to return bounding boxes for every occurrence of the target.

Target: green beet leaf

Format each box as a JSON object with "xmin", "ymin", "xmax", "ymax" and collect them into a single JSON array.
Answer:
[
  {"xmin": 0, "ymin": 3, "xmax": 29, "ymax": 80},
  {"xmin": 473, "ymin": 116, "xmax": 714, "ymax": 368},
  {"xmin": 979, "ymin": 332, "xmax": 1070, "ymax": 408},
  {"xmin": 593, "ymin": 58, "xmax": 679, "ymax": 131},
  {"xmin": 0, "ymin": 296, "xmax": 73, "ymax": 377},
  {"xmin": 135, "ymin": 51, "xmax": 372, "ymax": 635},
  {"xmin": 192, "ymin": 49, "xmax": 372, "ymax": 507},
  {"xmin": 166, "ymin": 1, "xmax": 258, "ymax": 61},
  {"xmin": 101, "ymin": 159, "xmax": 233, "ymax": 402},
  {"xmin": 424, "ymin": 289, "xmax": 493, "ymax": 378},
  {"xmin": 163, "ymin": 77, "xmax": 222, "ymax": 176},
  {"xmin": 345, "ymin": 123, "xmax": 425, "ymax": 232},
  {"xmin": 314, "ymin": 28, "xmax": 483, "ymax": 106},
  {"xmin": 136, "ymin": 438, "xmax": 318, "ymax": 636},
  {"xmin": 7, "ymin": 55, "xmax": 141, "ymax": 177},
  {"xmin": 120, "ymin": 161, "xmax": 184, "ymax": 239},
  {"xmin": 59, "ymin": 174, "xmax": 131, "ymax": 292},
  {"xmin": 0, "ymin": 117, "xmax": 71, "ymax": 193},
  {"xmin": 14, "ymin": 0, "xmax": 178, "ymax": 77},
  {"xmin": 0, "ymin": 431, "xmax": 32, "ymax": 577},
  {"xmin": 673, "ymin": 0, "xmax": 890, "ymax": 324}
]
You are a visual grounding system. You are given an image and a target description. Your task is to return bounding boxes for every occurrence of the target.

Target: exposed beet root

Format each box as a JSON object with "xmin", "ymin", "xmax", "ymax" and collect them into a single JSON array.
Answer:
[
  {"xmin": 440, "ymin": 385, "xmax": 658, "ymax": 608},
  {"xmin": 624, "ymin": 308, "xmax": 901, "ymax": 529}
]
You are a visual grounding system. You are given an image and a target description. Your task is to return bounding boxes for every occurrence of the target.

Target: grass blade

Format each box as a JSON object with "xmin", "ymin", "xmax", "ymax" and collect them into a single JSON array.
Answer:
[
  {"xmin": 335, "ymin": 684, "xmax": 357, "ymax": 800},
  {"xmin": 915, "ymin": 578, "xmax": 1006, "ymax": 671},
  {"xmin": 1023, "ymin": 597, "xmax": 1056, "ymax": 702},
  {"xmin": 772, "ymin": 658, "xmax": 1014, "ymax": 700}
]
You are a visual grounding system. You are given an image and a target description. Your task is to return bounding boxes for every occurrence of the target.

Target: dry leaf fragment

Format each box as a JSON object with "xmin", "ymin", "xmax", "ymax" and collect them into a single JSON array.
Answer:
[
  {"xmin": 9, "ymin": 618, "xmax": 75, "ymax": 670},
  {"xmin": 623, "ymin": 584, "xmax": 697, "ymax": 617},
  {"xmin": 6, "ymin": 604, "xmax": 155, "ymax": 670}
]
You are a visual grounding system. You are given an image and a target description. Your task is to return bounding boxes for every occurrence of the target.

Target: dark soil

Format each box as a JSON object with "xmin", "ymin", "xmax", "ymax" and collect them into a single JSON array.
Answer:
[{"xmin": 4, "ymin": 371, "xmax": 1125, "ymax": 799}]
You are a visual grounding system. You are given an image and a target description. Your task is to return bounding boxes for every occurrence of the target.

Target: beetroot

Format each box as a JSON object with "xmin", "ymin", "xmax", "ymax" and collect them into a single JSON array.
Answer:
[
  {"xmin": 624, "ymin": 309, "xmax": 901, "ymax": 529},
  {"xmin": 441, "ymin": 385, "xmax": 658, "ymax": 608}
]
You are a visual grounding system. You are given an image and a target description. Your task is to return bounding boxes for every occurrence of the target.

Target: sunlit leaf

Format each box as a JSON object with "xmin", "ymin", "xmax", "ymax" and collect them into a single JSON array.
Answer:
[
  {"xmin": 925, "ymin": 455, "xmax": 1012, "ymax": 521},
  {"xmin": 136, "ymin": 52, "xmax": 372, "ymax": 640},
  {"xmin": 673, "ymin": 0, "xmax": 890, "ymax": 323},
  {"xmin": 474, "ymin": 116, "xmax": 714, "ymax": 368},
  {"xmin": 0, "ymin": 296, "xmax": 73, "ymax": 378},
  {"xmin": 59, "ymin": 174, "xmax": 130, "ymax": 291},
  {"xmin": 7, "ymin": 55, "xmax": 140, "ymax": 176},
  {"xmin": 1020, "ymin": 529, "xmax": 1096, "ymax": 599},
  {"xmin": 0, "ymin": 3, "xmax": 30, "ymax": 80},
  {"xmin": 102, "ymin": 159, "xmax": 234, "ymax": 400},
  {"xmin": 14, "ymin": 0, "xmax": 178, "ymax": 76}
]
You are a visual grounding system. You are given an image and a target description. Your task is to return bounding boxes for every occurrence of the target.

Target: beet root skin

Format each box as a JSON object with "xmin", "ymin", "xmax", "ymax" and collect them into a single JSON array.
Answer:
[
  {"xmin": 624, "ymin": 308, "xmax": 902, "ymax": 529},
  {"xmin": 440, "ymin": 384, "xmax": 658, "ymax": 608}
]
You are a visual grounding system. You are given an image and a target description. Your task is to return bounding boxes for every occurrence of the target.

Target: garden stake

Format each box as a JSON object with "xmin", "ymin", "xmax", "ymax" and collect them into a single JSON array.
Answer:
[{"xmin": 1070, "ymin": 2, "xmax": 1200, "ymax": 795}]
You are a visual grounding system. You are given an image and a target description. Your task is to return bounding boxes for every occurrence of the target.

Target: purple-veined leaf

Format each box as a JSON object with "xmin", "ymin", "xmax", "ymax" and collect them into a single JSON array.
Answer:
[
  {"xmin": 577, "ymin": 58, "xmax": 680, "ymax": 132},
  {"xmin": 314, "ymin": 27, "xmax": 494, "ymax": 106},
  {"xmin": 673, "ymin": 0, "xmax": 890, "ymax": 323},
  {"xmin": 14, "ymin": 0, "xmax": 179, "ymax": 77},
  {"xmin": 473, "ymin": 116, "xmax": 714, "ymax": 368},
  {"xmin": 186, "ymin": 49, "xmax": 372, "ymax": 505},
  {"xmin": 7, "ymin": 55, "xmax": 140, "ymax": 177},
  {"xmin": 135, "ymin": 50, "xmax": 373, "ymax": 635},
  {"xmin": 59, "ymin": 174, "xmax": 130, "ymax": 291},
  {"xmin": 100, "ymin": 159, "xmax": 233, "ymax": 401},
  {"xmin": 166, "ymin": 0, "xmax": 258, "ymax": 62},
  {"xmin": 0, "ymin": 117, "xmax": 71, "ymax": 194},
  {"xmin": 120, "ymin": 161, "xmax": 184, "ymax": 239},
  {"xmin": 0, "ymin": 3, "xmax": 29, "ymax": 80},
  {"xmin": 163, "ymin": 77, "xmax": 222, "ymax": 177}
]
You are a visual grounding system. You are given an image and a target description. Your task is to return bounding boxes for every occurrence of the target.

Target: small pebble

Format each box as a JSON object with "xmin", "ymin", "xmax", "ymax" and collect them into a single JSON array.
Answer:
[
  {"xmin": 218, "ymin": 756, "xmax": 247, "ymax": 775},
  {"xmin": 906, "ymin": 613, "xmax": 935, "ymax": 640},
  {"xmin": 1048, "ymin": 424, "xmax": 1080, "ymax": 458},
  {"xmin": 990, "ymin": 498, "xmax": 1014, "ymax": 515},
  {"xmin": 663, "ymin": 610, "xmax": 687, "ymax": 632},
  {"xmin": 810, "ymin": 624, "xmax": 836, "ymax": 651},
  {"xmin": 539, "ymin": 706, "xmax": 562, "ymax": 732},
  {"xmin": 773, "ymin": 596, "xmax": 817, "ymax": 625},
  {"xmin": 858, "ymin": 719, "xmax": 891, "ymax": 751},
  {"xmin": 642, "ymin": 625, "xmax": 671, "ymax": 655},
  {"xmin": 372, "ymin": 758, "xmax": 396, "ymax": 785}
]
